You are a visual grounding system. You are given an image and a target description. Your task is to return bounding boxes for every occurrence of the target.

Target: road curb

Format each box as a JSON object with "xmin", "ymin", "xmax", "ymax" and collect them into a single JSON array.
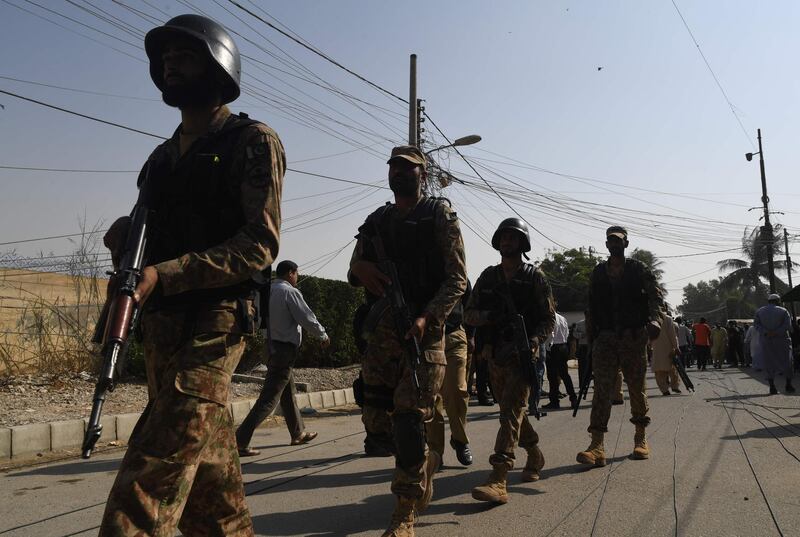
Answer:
[{"xmin": 2, "ymin": 387, "xmax": 355, "ymax": 460}]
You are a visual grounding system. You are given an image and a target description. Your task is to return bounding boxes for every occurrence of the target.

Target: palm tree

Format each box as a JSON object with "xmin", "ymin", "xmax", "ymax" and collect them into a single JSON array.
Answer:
[
  {"xmin": 717, "ymin": 225, "xmax": 789, "ymax": 300},
  {"xmin": 630, "ymin": 248, "xmax": 666, "ymax": 294}
]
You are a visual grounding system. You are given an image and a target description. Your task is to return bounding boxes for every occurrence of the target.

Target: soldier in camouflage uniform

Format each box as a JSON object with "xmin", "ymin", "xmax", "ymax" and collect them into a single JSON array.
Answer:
[
  {"xmin": 577, "ymin": 226, "xmax": 663, "ymax": 468},
  {"xmin": 465, "ymin": 218, "xmax": 555, "ymax": 504},
  {"xmin": 99, "ymin": 15, "xmax": 284, "ymax": 536},
  {"xmin": 349, "ymin": 145, "xmax": 467, "ymax": 537}
]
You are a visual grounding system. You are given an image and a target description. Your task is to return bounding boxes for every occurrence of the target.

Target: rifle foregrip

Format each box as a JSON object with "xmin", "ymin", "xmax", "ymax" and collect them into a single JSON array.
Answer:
[{"xmin": 105, "ymin": 294, "xmax": 136, "ymax": 344}]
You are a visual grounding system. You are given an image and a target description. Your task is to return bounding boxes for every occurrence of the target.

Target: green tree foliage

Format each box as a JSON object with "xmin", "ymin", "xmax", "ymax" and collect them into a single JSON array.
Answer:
[
  {"xmin": 630, "ymin": 248, "xmax": 666, "ymax": 292},
  {"xmin": 677, "ymin": 278, "xmax": 763, "ymax": 323},
  {"xmin": 538, "ymin": 247, "xmax": 602, "ymax": 311},
  {"xmin": 296, "ymin": 275, "xmax": 365, "ymax": 368},
  {"xmin": 717, "ymin": 225, "xmax": 789, "ymax": 296}
]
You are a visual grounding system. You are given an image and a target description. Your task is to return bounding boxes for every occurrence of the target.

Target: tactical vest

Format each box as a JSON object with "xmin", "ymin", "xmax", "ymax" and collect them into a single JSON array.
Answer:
[
  {"xmin": 589, "ymin": 258, "xmax": 650, "ymax": 332},
  {"xmin": 358, "ymin": 197, "xmax": 448, "ymax": 317},
  {"xmin": 475, "ymin": 263, "xmax": 542, "ymax": 344},
  {"xmin": 141, "ymin": 112, "xmax": 263, "ymax": 308}
]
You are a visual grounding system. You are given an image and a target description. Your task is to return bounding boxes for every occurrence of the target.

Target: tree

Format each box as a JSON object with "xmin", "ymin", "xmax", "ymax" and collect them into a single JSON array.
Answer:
[
  {"xmin": 538, "ymin": 247, "xmax": 602, "ymax": 311},
  {"xmin": 677, "ymin": 279, "xmax": 759, "ymax": 323},
  {"xmin": 630, "ymin": 248, "xmax": 666, "ymax": 297},
  {"xmin": 678, "ymin": 279, "xmax": 726, "ymax": 322},
  {"xmin": 717, "ymin": 225, "xmax": 789, "ymax": 297}
]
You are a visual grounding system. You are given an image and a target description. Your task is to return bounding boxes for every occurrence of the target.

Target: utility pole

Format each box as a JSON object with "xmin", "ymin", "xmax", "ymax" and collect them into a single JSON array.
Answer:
[
  {"xmin": 408, "ymin": 54, "xmax": 418, "ymax": 147},
  {"xmin": 785, "ymin": 228, "xmax": 795, "ymax": 317},
  {"xmin": 416, "ymin": 98, "xmax": 425, "ymax": 149},
  {"xmin": 755, "ymin": 129, "xmax": 777, "ymax": 293}
]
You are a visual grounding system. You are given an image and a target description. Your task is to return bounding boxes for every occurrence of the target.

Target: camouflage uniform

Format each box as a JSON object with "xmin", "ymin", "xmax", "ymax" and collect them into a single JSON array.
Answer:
[
  {"xmin": 579, "ymin": 252, "xmax": 663, "ymax": 466},
  {"xmin": 465, "ymin": 264, "xmax": 555, "ymax": 471},
  {"xmin": 349, "ymin": 196, "xmax": 467, "ymax": 501},
  {"xmin": 100, "ymin": 105, "xmax": 284, "ymax": 537}
]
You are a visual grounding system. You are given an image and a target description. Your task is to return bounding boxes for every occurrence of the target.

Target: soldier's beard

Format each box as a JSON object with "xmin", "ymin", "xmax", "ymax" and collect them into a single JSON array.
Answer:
[
  {"xmin": 608, "ymin": 246, "xmax": 625, "ymax": 257},
  {"xmin": 162, "ymin": 72, "xmax": 222, "ymax": 109},
  {"xmin": 389, "ymin": 175, "xmax": 420, "ymax": 197}
]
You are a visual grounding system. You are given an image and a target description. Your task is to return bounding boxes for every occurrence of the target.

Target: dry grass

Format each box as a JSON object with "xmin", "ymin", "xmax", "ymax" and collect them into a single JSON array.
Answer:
[{"xmin": 0, "ymin": 221, "xmax": 108, "ymax": 376}]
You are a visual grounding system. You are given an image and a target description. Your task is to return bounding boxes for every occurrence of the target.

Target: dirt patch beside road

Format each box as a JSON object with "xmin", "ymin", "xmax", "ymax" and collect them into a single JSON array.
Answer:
[{"xmin": 0, "ymin": 367, "xmax": 360, "ymax": 428}]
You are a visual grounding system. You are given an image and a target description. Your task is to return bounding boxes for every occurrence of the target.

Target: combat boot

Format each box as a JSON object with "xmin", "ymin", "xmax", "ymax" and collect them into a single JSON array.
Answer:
[
  {"xmin": 521, "ymin": 444, "xmax": 545, "ymax": 482},
  {"xmin": 471, "ymin": 464, "xmax": 509, "ymax": 504},
  {"xmin": 576, "ymin": 432, "xmax": 606, "ymax": 467},
  {"xmin": 381, "ymin": 496, "xmax": 416, "ymax": 537},
  {"xmin": 632, "ymin": 424, "xmax": 650, "ymax": 460}
]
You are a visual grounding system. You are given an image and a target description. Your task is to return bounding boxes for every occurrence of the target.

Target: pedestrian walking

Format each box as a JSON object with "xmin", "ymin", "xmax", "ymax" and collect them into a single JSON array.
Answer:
[
  {"xmin": 651, "ymin": 314, "xmax": 681, "ymax": 395},
  {"xmin": 727, "ymin": 320, "xmax": 744, "ymax": 367},
  {"xmin": 711, "ymin": 323, "xmax": 728, "ymax": 369},
  {"xmin": 692, "ymin": 318, "xmax": 712, "ymax": 370},
  {"xmin": 427, "ymin": 281, "xmax": 474, "ymax": 467},
  {"xmin": 543, "ymin": 311, "xmax": 577, "ymax": 409},
  {"xmin": 466, "ymin": 218, "xmax": 555, "ymax": 504},
  {"xmin": 754, "ymin": 294, "xmax": 796, "ymax": 395},
  {"xmin": 745, "ymin": 323, "xmax": 760, "ymax": 369},
  {"xmin": 675, "ymin": 317, "xmax": 693, "ymax": 368},
  {"xmin": 348, "ymin": 145, "xmax": 467, "ymax": 537},
  {"xmin": 577, "ymin": 226, "xmax": 663, "ymax": 468},
  {"xmin": 236, "ymin": 260, "xmax": 328, "ymax": 456},
  {"xmin": 99, "ymin": 14, "xmax": 284, "ymax": 536}
]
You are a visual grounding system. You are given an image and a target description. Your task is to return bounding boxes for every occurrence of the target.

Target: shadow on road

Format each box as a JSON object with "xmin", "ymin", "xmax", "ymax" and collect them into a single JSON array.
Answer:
[{"xmin": 10, "ymin": 457, "xmax": 122, "ymax": 478}]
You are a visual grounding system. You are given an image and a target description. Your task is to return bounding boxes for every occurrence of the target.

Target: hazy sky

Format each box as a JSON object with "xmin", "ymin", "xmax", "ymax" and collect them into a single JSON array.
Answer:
[{"xmin": 2, "ymin": 0, "xmax": 800, "ymax": 307}]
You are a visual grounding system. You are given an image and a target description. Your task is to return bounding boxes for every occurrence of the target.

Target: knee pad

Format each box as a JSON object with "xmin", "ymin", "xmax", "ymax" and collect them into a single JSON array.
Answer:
[{"xmin": 392, "ymin": 412, "xmax": 426, "ymax": 470}]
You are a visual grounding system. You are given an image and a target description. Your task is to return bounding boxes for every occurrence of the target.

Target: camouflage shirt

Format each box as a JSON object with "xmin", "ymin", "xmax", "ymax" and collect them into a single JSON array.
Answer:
[
  {"xmin": 348, "ymin": 197, "xmax": 467, "ymax": 326},
  {"xmin": 146, "ymin": 106, "xmax": 284, "ymax": 332}
]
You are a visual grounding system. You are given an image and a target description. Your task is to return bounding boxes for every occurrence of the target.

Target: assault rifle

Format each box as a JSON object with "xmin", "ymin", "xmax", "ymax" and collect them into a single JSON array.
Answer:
[
  {"xmin": 82, "ymin": 172, "xmax": 151, "ymax": 459},
  {"xmin": 509, "ymin": 314, "xmax": 545, "ymax": 420},
  {"xmin": 672, "ymin": 352, "xmax": 695, "ymax": 392},
  {"xmin": 572, "ymin": 351, "xmax": 593, "ymax": 417},
  {"xmin": 370, "ymin": 226, "xmax": 422, "ymax": 394},
  {"xmin": 495, "ymin": 285, "xmax": 545, "ymax": 420}
]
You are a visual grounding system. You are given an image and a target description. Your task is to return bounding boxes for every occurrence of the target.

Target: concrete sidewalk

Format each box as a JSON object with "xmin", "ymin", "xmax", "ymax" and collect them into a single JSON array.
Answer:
[
  {"xmin": 1, "ymin": 386, "xmax": 356, "ymax": 462},
  {"xmin": 1, "ymin": 367, "xmax": 798, "ymax": 536}
]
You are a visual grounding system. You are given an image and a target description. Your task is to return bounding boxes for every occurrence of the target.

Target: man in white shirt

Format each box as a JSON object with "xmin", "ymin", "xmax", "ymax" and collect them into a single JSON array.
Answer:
[
  {"xmin": 674, "ymin": 317, "xmax": 693, "ymax": 368},
  {"xmin": 543, "ymin": 311, "xmax": 577, "ymax": 409},
  {"xmin": 237, "ymin": 260, "xmax": 330, "ymax": 455}
]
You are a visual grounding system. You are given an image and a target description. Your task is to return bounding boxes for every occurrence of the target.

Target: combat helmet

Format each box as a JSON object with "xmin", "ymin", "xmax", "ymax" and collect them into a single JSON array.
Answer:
[
  {"xmin": 491, "ymin": 217, "xmax": 531, "ymax": 253},
  {"xmin": 145, "ymin": 14, "xmax": 241, "ymax": 104}
]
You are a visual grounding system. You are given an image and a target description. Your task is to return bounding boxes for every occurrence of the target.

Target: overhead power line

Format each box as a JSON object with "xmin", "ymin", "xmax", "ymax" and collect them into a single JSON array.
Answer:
[
  {"xmin": 227, "ymin": 1, "xmax": 407, "ymax": 105},
  {"xmin": 0, "ymin": 89, "xmax": 165, "ymax": 139},
  {"xmin": 670, "ymin": 0, "xmax": 755, "ymax": 149},
  {"xmin": 0, "ymin": 230, "xmax": 107, "ymax": 247},
  {"xmin": 423, "ymin": 112, "xmax": 566, "ymax": 249},
  {"xmin": 0, "ymin": 74, "xmax": 159, "ymax": 101}
]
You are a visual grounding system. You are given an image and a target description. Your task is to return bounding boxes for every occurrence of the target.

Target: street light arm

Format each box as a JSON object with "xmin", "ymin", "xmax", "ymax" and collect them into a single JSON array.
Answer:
[{"xmin": 425, "ymin": 134, "xmax": 482, "ymax": 155}]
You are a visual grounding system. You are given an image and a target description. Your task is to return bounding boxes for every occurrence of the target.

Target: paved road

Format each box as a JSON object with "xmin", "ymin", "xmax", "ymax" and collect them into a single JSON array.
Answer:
[{"xmin": 2, "ymin": 367, "xmax": 799, "ymax": 537}]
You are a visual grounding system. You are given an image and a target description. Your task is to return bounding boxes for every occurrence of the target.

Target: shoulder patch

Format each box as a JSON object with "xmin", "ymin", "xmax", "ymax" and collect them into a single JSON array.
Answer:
[
  {"xmin": 246, "ymin": 142, "xmax": 269, "ymax": 159},
  {"xmin": 446, "ymin": 210, "xmax": 458, "ymax": 222}
]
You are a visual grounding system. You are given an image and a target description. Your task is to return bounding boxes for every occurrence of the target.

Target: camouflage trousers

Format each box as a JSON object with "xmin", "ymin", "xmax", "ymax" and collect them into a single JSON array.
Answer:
[
  {"xmin": 426, "ymin": 327, "xmax": 470, "ymax": 456},
  {"xmin": 588, "ymin": 329, "xmax": 651, "ymax": 434},
  {"xmin": 487, "ymin": 352, "xmax": 540, "ymax": 470},
  {"xmin": 361, "ymin": 317, "xmax": 445, "ymax": 499},
  {"xmin": 100, "ymin": 311, "xmax": 253, "ymax": 537}
]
